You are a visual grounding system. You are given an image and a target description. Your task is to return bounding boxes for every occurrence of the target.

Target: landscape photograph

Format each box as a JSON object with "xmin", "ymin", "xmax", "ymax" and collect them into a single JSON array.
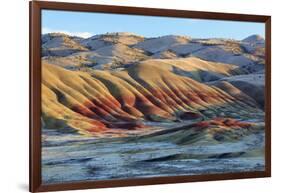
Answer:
[{"xmin": 41, "ymin": 10, "xmax": 266, "ymax": 184}]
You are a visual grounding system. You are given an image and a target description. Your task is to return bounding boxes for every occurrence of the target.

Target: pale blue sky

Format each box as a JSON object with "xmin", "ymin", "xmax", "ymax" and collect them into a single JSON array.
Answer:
[{"xmin": 42, "ymin": 10, "xmax": 265, "ymax": 40}]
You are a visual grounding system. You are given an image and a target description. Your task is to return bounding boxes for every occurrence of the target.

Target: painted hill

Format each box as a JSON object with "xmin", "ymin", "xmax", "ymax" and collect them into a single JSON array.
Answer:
[
  {"xmin": 131, "ymin": 57, "xmax": 242, "ymax": 82},
  {"xmin": 42, "ymin": 57, "xmax": 263, "ymax": 136},
  {"xmin": 209, "ymin": 73, "xmax": 265, "ymax": 109},
  {"xmin": 134, "ymin": 117, "xmax": 264, "ymax": 145}
]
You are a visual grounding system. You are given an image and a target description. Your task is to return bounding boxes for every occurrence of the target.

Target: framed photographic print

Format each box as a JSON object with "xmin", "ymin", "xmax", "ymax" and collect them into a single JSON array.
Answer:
[{"xmin": 30, "ymin": 1, "xmax": 271, "ymax": 192}]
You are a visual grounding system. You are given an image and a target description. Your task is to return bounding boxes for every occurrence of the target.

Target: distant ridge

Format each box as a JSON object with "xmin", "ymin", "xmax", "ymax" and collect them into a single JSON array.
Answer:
[
  {"xmin": 42, "ymin": 32, "xmax": 265, "ymax": 72},
  {"xmin": 242, "ymin": 34, "xmax": 265, "ymax": 44}
]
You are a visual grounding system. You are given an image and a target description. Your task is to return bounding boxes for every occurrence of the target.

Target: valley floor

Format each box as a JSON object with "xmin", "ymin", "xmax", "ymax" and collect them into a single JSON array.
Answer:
[{"xmin": 41, "ymin": 120, "xmax": 265, "ymax": 184}]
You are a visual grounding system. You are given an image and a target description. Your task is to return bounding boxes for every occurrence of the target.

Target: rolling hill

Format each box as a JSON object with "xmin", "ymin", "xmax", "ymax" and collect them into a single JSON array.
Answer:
[
  {"xmin": 42, "ymin": 57, "xmax": 263, "ymax": 136},
  {"xmin": 42, "ymin": 33, "xmax": 265, "ymax": 72}
]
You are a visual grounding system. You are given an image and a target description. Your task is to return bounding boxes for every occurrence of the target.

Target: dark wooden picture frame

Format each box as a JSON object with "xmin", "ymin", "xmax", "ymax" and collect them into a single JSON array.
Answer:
[{"xmin": 30, "ymin": 1, "xmax": 271, "ymax": 192}]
